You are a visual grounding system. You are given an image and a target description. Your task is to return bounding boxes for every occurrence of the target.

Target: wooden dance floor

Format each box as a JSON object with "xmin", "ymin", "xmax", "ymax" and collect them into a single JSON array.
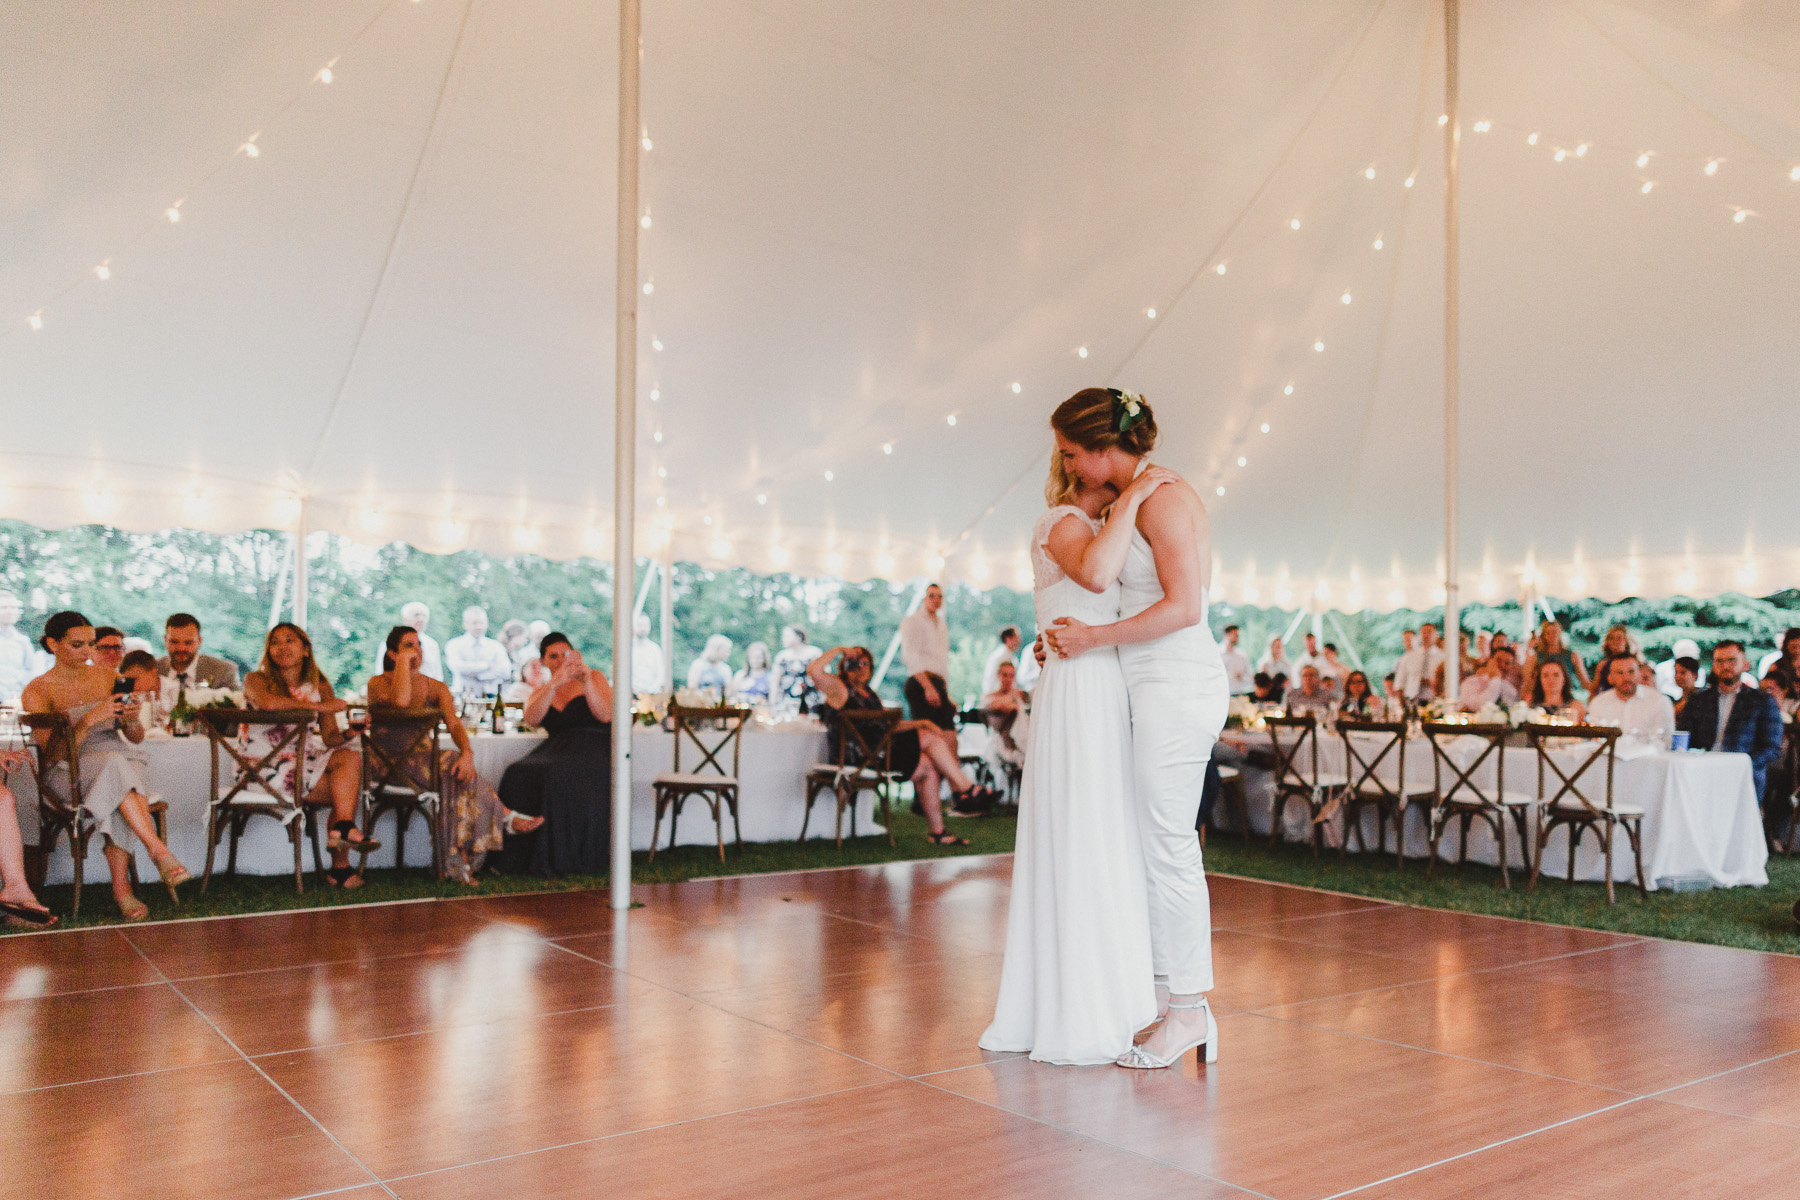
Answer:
[{"xmin": 6, "ymin": 857, "xmax": 1800, "ymax": 1198}]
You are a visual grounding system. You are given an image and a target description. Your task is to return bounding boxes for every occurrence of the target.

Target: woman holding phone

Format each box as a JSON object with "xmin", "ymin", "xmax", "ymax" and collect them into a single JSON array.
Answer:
[
  {"xmin": 244, "ymin": 622, "xmax": 374, "ymax": 887},
  {"xmin": 21, "ymin": 611, "xmax": 190, "ymax": 919}
]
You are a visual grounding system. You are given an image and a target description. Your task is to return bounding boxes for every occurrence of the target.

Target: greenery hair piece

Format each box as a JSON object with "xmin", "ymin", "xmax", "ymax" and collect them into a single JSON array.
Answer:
[{"xmin": 1108, "ymin": 388, "xmax": 1147, "ymax": 434}]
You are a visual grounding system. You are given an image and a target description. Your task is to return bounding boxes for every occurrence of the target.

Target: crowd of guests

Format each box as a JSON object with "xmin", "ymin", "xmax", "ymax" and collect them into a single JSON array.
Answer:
[{"xmin": 0, "ymin": 603, "xmax": 619, "ymax": 925}]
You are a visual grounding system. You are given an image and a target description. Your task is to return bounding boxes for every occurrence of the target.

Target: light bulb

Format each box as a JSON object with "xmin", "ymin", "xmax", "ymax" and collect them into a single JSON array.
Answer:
[
  {"xmin": 1554, "ymin": 149, "xmax": 1567, "ymax": 163},
  {"xmin": 1313, "ymin": 340, "xmax": 1325, "ymax": 352},
  {"xmin": 651, "ymin": 338, "xmax": 663, "ymax": 351},
  {"xmin": 1289, "ymin": 217, "xmax": 1301, "ymax": 230},
  {"xmin": 1636, "ymin": 153, "xmax": 1650, "ymax": 169},
  {"xmin": 94, "ymin": 262, "xmax": 110, "ymax": 281},
  {"xmin": 166, "ymin": 205, "xmax": 182, "ymax": 222},
  {"xmin": 1260, "ymin": 423, "xmax": 1270, "ymax": 433},
  {"xmin": 1641, "ymin": 181, "xmax": 1654, "ymax": 194},
  {"xmin": 1474, "ymin": 119, "xmax": 1491, "ymax": 133},
  {"xmin": 756, "ymin": 493, "xmax": 767, "ymax": 505},
  {"xmin": 242, "ymin": 141, "xmax": 260, "ymax": 158},
  {"xmin": 1146, "ymin": 308, "xmax": 1156, "ymax": 319},
  {"xmin": 1283, "ymin": 384, "xmax": 1294, "ymax": 395},
  {"xmin": 318, "ymin": 67, "xmax": 333, "ymax": 84},
  {"xmin": 1363, "ymin": 166, "xmax": 1376, "ymax": 180},
  {"xmin": 702, "ymin": 515, "xmax": 713, "ymax": 526},
  {"xmin": 649, "ymin": 387, "xmax": 660, "ymax": 401},
  {"xmin": 1372, "ymin": 236, "xmax": 1384, "ymax": 250},
  {"xmin": 640, "ymin": 212, "xmax": 651, "ymax": 228},
  {"xmin": 642, "ymin": 280, "xmax": 653, "ymax": 294},
  {"xmin": 27, "ymin": 310, "xmax": 43, "ymax": 331},
  {"xmin": 1077, "ymin": 346, "xmax": 1088, "ymax": 358},
  {"xmin": 1790, "ymin": 166, "xmax": 1800, "ymax": 182},
  {"xmin": 1236, "ymin": 456, "xmax": 1247, "ymax": 467},
  {"xmin": 642, "ymin": 135, "xmax": 653, "ymax": 151},
  {"xmin": 655, "ymin": 496, "xmax": 666, "ymax": 507},
  {"xmin": 657, "ymin": 466, "xmax": 667, "ymax": 478},
  {"xmin": 1734, "ymin": 209, "xmax": 1748, "ymax": 223},
  {"xmin": 824, "ymin": 470, "xmax": 835, "ymax": 480},
  {"xmin": 1438, "ymin": 114, "xmax": 1448, "ymax": 126},
  {"xmin": 652, "ymin": 430, "xmax": 663, "ymax": 443},
  {"xmin": 1704, "ymin": 159, "xmax": 1719, "ymax": 176},
  {"xmin": 1340, "ymin": 292, "xmax": 1352, "ymax": 305},
  {"xmin": 946, "ymin": 414, "xmax": 957, "ymax": 426},
  {"xmin": 1215, "ymin": 486, "xmax": 1225, "ymax": 496},
  {"xmin": 1404, "ymin": 175, "xmax": 1415, "ymax": 188},
  {"xmin": 1575, "ymin": 143, "xmax": 1588, "ymax": 157},
  {"xmin": 881, "ymin": 443, "xmax": 892, "ymax": 454},
  {"xmin": 1215, "ymin": 262, "xmax": 1227, "ymax": 275},
  {"xmin": 1527, "ymin": 132, "xmax": 1539, "ymax": 145},
  {"xmin": 1010, "ymin": 382, "xmax": 1021, "ymax": 394}
]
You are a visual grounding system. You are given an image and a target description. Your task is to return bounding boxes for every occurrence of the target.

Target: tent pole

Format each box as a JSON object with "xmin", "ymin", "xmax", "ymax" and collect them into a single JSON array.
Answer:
[
  {"xmin": 660, "ymin": 548, "xmax": 675, "ymax": 692},
  {"xmin": 292, "ymin": 499, "xmax": 310, "ymax": 631},
  {"xmin": 610, "ymin": 0, "xmax": 641, "ymax": 911},
  {"xmin": 1442, "ymin": 0, "xmax": 1462, "ymax": 704},
  {"xmin": 269, "ymin": 537, "xmax": 290, "ymax": 631}
]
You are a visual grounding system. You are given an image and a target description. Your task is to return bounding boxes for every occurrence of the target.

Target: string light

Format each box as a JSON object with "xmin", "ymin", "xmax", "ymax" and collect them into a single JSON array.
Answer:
[
  {"xmin": 1340, "ymin": 291, "xmax": 1352, "ymax": 305},
  {"xmin": 702, "ymin": 515, "xmax": 713, "ymax": 525},
  {"xmin": 641, "ymin": 129, "xmax": 653, "ymax": 151},
  {"xmin": 1403, "ymin": 175, "xmax": 1415, "ymax": 188},
  {"xmin": 824, "ymin": 469, "xmax": 835, "ymax": 480},
  {"xmin": 881, "ymin": 443, "xmax": 893, "ymax": 454},
  {"xmin": 1640, "ymin": 181, "xmax": 1654, "ymax": 194},
  {"xmin": 656, "ymin": 466, "xmax": 667, "ymax": 478},
  {"xmin": 651, "ymin": 338, "xmax": 663, "ymax": 351},
  {"xmin": 1704, "ymin": 159, "xmax": 1720, "ymax": 176},
  {"xmin": 826, "ymin": 551, "xmax": 844, "ymax": 573},
  {"xmin": 946, "ymin": 414, "xmax": 957, "ymax": 426},
  {"xmin": 928, "ymin": 553, "xmax": 946, "ymax": 572},
  {"xmin": 1790, "ymin": 166, "xmax": 1800, "ymax": 182},
  {"xmin": 877, "ymin": 552, "xmax": 896, "ymax": 574},
  {"xmin": 1077, "ymin": 346, "xmax": 1088, "ymax": 358},
  {"xmin": 26, "ymin": 311, "xmax": 42, "ymax": 332},
  {"xmin": 1473, "ymin": 119, "xmax": 1491, "ymax": 133},
  {"xmin": 94, "ymin": 261, "xmax": 111, "ymax": 281},
  {"xmin": 1289, "ymin": 217, "xmax": 1301, "ymax": 230},
  {"xmin": 1438, "ymin": 113, "xmax": 1448, "ymax": 126},
  {"xmin": 655, "ymin": 496, "xmax": 666, "ymax": 507},
  {"xmin": 770, "ymin": 545, "xmax": 790, "ymax": 567},
  {"xmin": 1215, "ymin": 262, "xmax": 1227, "ymax": 275},
  {"xmin": 1312, "ymin": 340, "xmax": 1325, "ymax": 352},
  {"xmin": 649, "ymin": 386, "xmax": 660, "ymax": 401},
  {"xmin": 1554, "ymin": 149, "xmax": 1567, "ymax": 163},
  {"xmin": 651, "ymin": 430, "xmax": 662, "ymax": 442},
  {"xmin": 1372, "ymin": 236, "xmax": 1384, "ymax": 250},
  {"xmin": 642, "ymin": 279, "xmax": 653, "ymax": 295},
  {"xmin": 1236, "ymin": 456, "xmax": 1247, "ymax": 467},
  {"xmin": 1733, "ymin": 208, "xmax": 1750, "ymax": 224},
  {"xmin": 241, "ymin": 139, "xmax": 260, "ymax": 158},
  {"xmin": 1526, "ymin": 132, "xmax": 1539, "ymax": 145},
  {"xmin": 1363, "ymin": 166, "xmax": 1376, "ymax": 180},
  {"xmin": 1575, "ymin": 143, "xmax": 1588, "ymax": 157},
  {"xmin": 756, "ymin": 493, "xmax": 767, "ymax": 504},
  {"xmin": 1260, "ymin": 423, "xmax": 1270, "ymax": 433},
  {"xmin": 514, "ymin": 525, "xmax": 539, "ymax": 549},
  {"xmin": 166, "ymin": 202, "xmax": 183, "ymax": 222},
  {"xmin": 1283, "ymin": 384, "xmax": 1294, "ymax": 395},
  {"xmin": 1010, "ymin": 382, "xmax": 1021, "ymax": 394},
  {"xmin": 640, "ymin": 210, "xmax": 651, "ymax": 229},
  {"xmin": 1146, "ymin": 308, "xmax": 1157, "ymax": 319},
  {"xmin": 1636, "ymin": 153, "xmax": 1651, "ymax": 169},
  {"xmin": 1215, "ymin": 486, "xmax": 1225, "ymax": 496},
  {"xmin": 317, "ymin": 59, "xmax": 337, "ymax": 84}
]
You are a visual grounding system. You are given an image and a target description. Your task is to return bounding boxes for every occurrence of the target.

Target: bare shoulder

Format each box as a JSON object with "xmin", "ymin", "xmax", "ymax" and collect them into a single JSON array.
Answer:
[{"xmin": 1137, "ymin": 472, "xmax": 1206, "ymax": 530}]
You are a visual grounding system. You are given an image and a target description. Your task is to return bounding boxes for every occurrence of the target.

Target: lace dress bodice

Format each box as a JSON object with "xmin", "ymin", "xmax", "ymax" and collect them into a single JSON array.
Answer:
[{"xmin": 1031, "ymin": 506, "xmax": 1122, "ymax": 629}]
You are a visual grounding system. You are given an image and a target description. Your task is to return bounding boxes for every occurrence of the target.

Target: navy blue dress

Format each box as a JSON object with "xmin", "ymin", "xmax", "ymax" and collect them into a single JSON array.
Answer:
[{"xmin": 498, "ymin": 698, "xmax": 611, "ymax": 876}]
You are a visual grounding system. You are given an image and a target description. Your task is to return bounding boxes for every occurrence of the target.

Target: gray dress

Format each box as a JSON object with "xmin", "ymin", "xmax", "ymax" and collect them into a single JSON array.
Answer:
[{"xmin": 53, "ymin": 699, "xmax": 152, "ymax": 847}]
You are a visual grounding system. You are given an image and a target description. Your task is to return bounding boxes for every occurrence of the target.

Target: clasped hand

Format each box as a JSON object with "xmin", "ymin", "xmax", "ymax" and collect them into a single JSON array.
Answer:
[{"xmin": 1044, "ymin": 617, "xmax": 1101, "ymax": 659}]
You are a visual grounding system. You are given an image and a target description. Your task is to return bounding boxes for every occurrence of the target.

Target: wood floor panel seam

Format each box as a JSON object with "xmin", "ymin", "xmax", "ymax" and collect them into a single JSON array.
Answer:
[
  {"xmin": 125, "ymin": 931, "xmax": 398, "ymax": 1199},
  {"xmin": 235, "ymin": 1000, "xmax": 634, "ymax": 1060}
]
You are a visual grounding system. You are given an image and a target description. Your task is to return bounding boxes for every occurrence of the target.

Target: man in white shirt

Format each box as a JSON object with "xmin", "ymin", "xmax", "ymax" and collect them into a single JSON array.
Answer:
[
  {"xmin": 981, "ymin": 625, "xmax": 1022, "ymax": 696},
  {"xmin": 1292, "ymin": 633, "xmax": 1325, "ymax": 677},
  {"xmin": 0, "ymin": 591, "xmax": 35, "ymax": 705},
  {"xmin": 1587, "ymin": 655, "xmax": 1676, "ymax": 745},
  {"xmin": 375, "ymin": 601, "xmax": 443, "ymax": 681},
  {"xmin": 1395, "ymin": 625, "xmax": 1446, "ymax": 702},
  {"xmin": 1220, "ymin": 624, "xmax": 1254, "ymax": 695},
  {"xmin": 630, "ymin": 611, "xmax": 666, "ymax": 694},
  {"xmin": 444, "ymin": 606, "xmax": 514, "ymax": 697},
  {"xmin": 1458, "ymin": 647, "xmax": 1522, "ymax": 711},
  {"xmin": 899, "ymin": 582, "xmax": 951, "ymax": 712}
]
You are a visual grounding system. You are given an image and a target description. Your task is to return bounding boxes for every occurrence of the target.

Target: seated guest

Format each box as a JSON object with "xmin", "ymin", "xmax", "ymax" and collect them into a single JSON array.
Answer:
[
  {"xmin": 1381, "ymin": 672, "xmax": 1406, "ymax": 715},
  {"xmin": 157, "ymin": 612, "xmax": 239, "ymax": 701},
  {"xmin": 444, "ymin": 605, "xmax": 513, "ymax": 698},
  {"xmin": 1459, "ymin": 647, "xmax": 1522, "ymax": 711},
  {"xmin": 499, "ymin": 633, "xmax": 610, "ymax": 877},
  {"xmin": 373, "ymin": 601, "xmax": 442, "ymax": 680},
  {"xmin": 1762, "ymin": 674, "xmax": 1798, "ymax": 719},
  {"xmin": 91, "ymin": 626, "xmax": 126, "ymax": 672},
  {"xmin": 119, "ymin": 650, "xmax": 161, "ymax": 695},
  {"xmin": 1530, "ymin": 659, "xmax": 1586, "ymax": 723},
  {"xmin": 1671, "ymin": 656, "xmax": 1701, "ymax": 719},
  {"xmin": 369, "ymin": 627, "xmax": 542, "ymax": 884},
  {"xmin": 980, "ymin": 659, "xmax": 1030, "ymax": 786},
  {"xmin": 1678, "ymin": 640, "xmax": 1784, "ymax": 806},
  {"xmin": 1522, "ymin": 619, "xmax": 1589, "ymax": 701},
  {"xmin": 1656, "ymin": 637, "xmax": 1703, "ymax": 699},
  {"xmin": 0, "ymin": 749, "xmax": 56, "ymax": 925},
  {"xmin": 904, "ymin": 667, "xmax": 958, "ymax": 732},
  {"xmin": 1588, "ymin": 624, "xmax": 1638, "ymax": 699},
  {"xmin": 686, "ymin": 633, "xmax": 735, "ymax": 695},
  {"xmin": 243, "ymin": 623, "xmax": 374, "ymax": 888},
  {"xmin": 1259, "ymin": 636, "xmax": 1295, "ymax": 686},
  {"xmin": 1336, "ymin": 670, "xmax": 1378, "ymax": 719},
  {"xmin": 1639, "ymin": 660, "xmax": 1659, "ymax": 691},
  {"xmin": 23, "ymin": 612, "xmax": 191, "ymax": 920},
  {"xmin": 1487, "ymin": 632, "xmax": 1523, "ymax": 690},
  {"xmin": 982, "ymin": 626, "xmax": 1023, "ymax": 696},
  {"xmin": 1285, "ymin": 666, "xmax": 1334, "ymax": 720},
  {"xmin": 498, "ymin": 619, "xmax": 533, "ymax": 671},
  {"xmin": 1767, "ymin": 628, "xmax": 1800, "ymax": 693},
  {"xmin": 808, "ymin": 646, "xmax": 995, "ymax": 844},
  {"xmin": 1250, "ymin": 672, "xmax": 1280, "ymax": 705},
  {"xmin": 732, "ymin": 641, "xmax": 776, "ymax": 706},
  {"xmin": 1587, "ymin": 656, "xmax": 1676, "ymax": 744}
]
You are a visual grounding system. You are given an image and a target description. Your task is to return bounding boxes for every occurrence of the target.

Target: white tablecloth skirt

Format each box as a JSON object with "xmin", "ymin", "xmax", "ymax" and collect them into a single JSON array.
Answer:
[
  {"xmin": 9, "ymin": 722, "xmax": 880, "ymax": 881},
  {"xmin": 1224, "ymin": 732, "xmax": 1767, "ymax": 891}
]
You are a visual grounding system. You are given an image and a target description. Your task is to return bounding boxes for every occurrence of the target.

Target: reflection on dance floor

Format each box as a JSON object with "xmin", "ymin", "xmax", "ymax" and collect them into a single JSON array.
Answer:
[{"xmin": 6, "ymin": 857, "xmax": 1800, "ymax": 1197}]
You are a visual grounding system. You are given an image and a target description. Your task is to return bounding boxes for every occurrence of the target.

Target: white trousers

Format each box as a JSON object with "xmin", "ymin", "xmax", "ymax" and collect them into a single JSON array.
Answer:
[{"xmin": 1122, "ymin": 659, "xmax": 1229, "ymax": 995}]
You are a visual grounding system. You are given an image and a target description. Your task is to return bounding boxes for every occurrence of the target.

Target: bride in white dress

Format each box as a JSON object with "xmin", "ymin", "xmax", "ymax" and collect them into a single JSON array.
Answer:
[{"xmin": 979, "ymin": 455, "xmax": 1177, "ymax": 1065}]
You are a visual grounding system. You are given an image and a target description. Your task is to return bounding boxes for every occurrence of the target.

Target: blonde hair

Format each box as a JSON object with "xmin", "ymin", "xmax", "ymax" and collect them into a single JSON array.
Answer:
[{"xmin": 1044, "ymin": 453, "xmax": 1080, "ymax": 507}]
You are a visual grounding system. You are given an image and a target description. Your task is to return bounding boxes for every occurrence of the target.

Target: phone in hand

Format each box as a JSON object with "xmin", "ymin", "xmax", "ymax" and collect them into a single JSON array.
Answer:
[{"xmin": 111, "ymin": 677, "xmax": 136, "ymax": 696}]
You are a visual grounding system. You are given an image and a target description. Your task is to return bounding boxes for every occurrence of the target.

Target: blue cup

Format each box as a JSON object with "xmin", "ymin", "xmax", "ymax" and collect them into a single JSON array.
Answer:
[{"xmin": 1670, "ymin": 730, "xmax": 1690, "ymax": 752}]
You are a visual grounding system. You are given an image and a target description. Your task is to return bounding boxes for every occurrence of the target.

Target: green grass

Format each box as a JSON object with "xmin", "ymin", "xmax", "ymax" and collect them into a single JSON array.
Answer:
[{"xmin": 11, "ymin": 809, "xmax": 1798, "ymax": 956}]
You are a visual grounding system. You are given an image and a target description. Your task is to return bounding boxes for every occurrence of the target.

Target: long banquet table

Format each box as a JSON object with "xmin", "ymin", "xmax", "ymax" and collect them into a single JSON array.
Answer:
[
  {"xmin": 8, "ymin": 721, "xmax": 879, "ymax": 883},
  {"xmin": 1222, "ymin": 727, "xmax": 1768, "ymax": 891}
]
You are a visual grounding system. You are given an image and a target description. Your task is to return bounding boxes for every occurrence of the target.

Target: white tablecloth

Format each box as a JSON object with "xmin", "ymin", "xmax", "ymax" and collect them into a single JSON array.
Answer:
[
  {"xmin": 9, "ymin": 722, "xmax": 877, "ymax": 881},
  {"xmin": 1224, "ymin": 729, "xmax": 1768, "ymax": 891}
]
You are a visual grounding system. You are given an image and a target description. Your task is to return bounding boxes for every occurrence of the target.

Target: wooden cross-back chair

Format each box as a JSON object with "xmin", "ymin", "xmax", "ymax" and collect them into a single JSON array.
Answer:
[
  {"xmin": 20, "ymin": 709, "xmax": 170, "ymax": 917},
  {"xmin": 358, "ymin": 707, "xmax": 446, "ymax": 879},
  {"xmin": 1335, "ymin": 719, "xmax": 1436, "ymax": 868},
  {"xmin": 801, "ymin": 708, "xmax": 902, "ymax": 849},
  {"xmin": 1421, "ymin": 722, "xmax": 1536, "ymax": 889},
  {"xmin": 1264, "ymin": 715, "xmax": 1347, "ymax": 856},
  {"xmin": 198, "ymin": 708, "xmax": 314, "ymax": 894},
  {"xmin": 651, "ymin": 704, "xmax": 752, "ymax": 861},
  {"xmin": 1523, "ymin": 723, "xmax": 1645, "ymax": 904}
]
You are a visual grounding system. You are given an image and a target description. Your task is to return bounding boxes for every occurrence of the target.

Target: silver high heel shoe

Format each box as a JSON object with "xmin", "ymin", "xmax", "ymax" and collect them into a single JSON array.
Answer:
[{"xmin": 1116, "ymin": 997, "xmax": 1218, "ymax": 1069}]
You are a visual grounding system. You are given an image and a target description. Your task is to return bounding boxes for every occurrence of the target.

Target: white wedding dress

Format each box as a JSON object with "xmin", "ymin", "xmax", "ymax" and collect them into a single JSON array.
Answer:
[{"xmin": 979, "ymin": 505, "xmax": 1157, "ymax": 1065}]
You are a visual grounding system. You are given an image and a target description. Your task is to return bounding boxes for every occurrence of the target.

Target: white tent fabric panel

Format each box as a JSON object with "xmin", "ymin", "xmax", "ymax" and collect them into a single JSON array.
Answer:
[{"xmin": 2, "ymin": 0, "xmax": 1796, "ymax": 605}]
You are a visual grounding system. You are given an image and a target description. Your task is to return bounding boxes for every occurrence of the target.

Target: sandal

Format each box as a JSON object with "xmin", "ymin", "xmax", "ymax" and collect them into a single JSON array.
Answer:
[
  {"xmin": 115, "ymin": 894, "xmax": 150, "ymax": 921},
  {"xmin": 927, "ymin": 830, "xmax": 969, "ymax": 846},
  {"xmin": 502, "ymin": 809, "xmax": 545, "ymax": 835},
  {"xmin": 0, "ymin": 899, "xmax": 58, "ymax": 928},
  {"xmin": 327, "ymin": 821, "xmax": 380, "ymax": 854},
  {"xmin": 154, "ymin": 855, "xmax": 192, "ymax": 889},
  {"xmin": 324, "ymin": 866, "xmax": 365, "ymax": 890}
]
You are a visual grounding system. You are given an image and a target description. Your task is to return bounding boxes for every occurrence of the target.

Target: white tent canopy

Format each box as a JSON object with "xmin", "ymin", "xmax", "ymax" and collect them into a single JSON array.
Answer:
[{"xmin": 4, "ymin": 0, "xmax": 1798, "ymax": 608}]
